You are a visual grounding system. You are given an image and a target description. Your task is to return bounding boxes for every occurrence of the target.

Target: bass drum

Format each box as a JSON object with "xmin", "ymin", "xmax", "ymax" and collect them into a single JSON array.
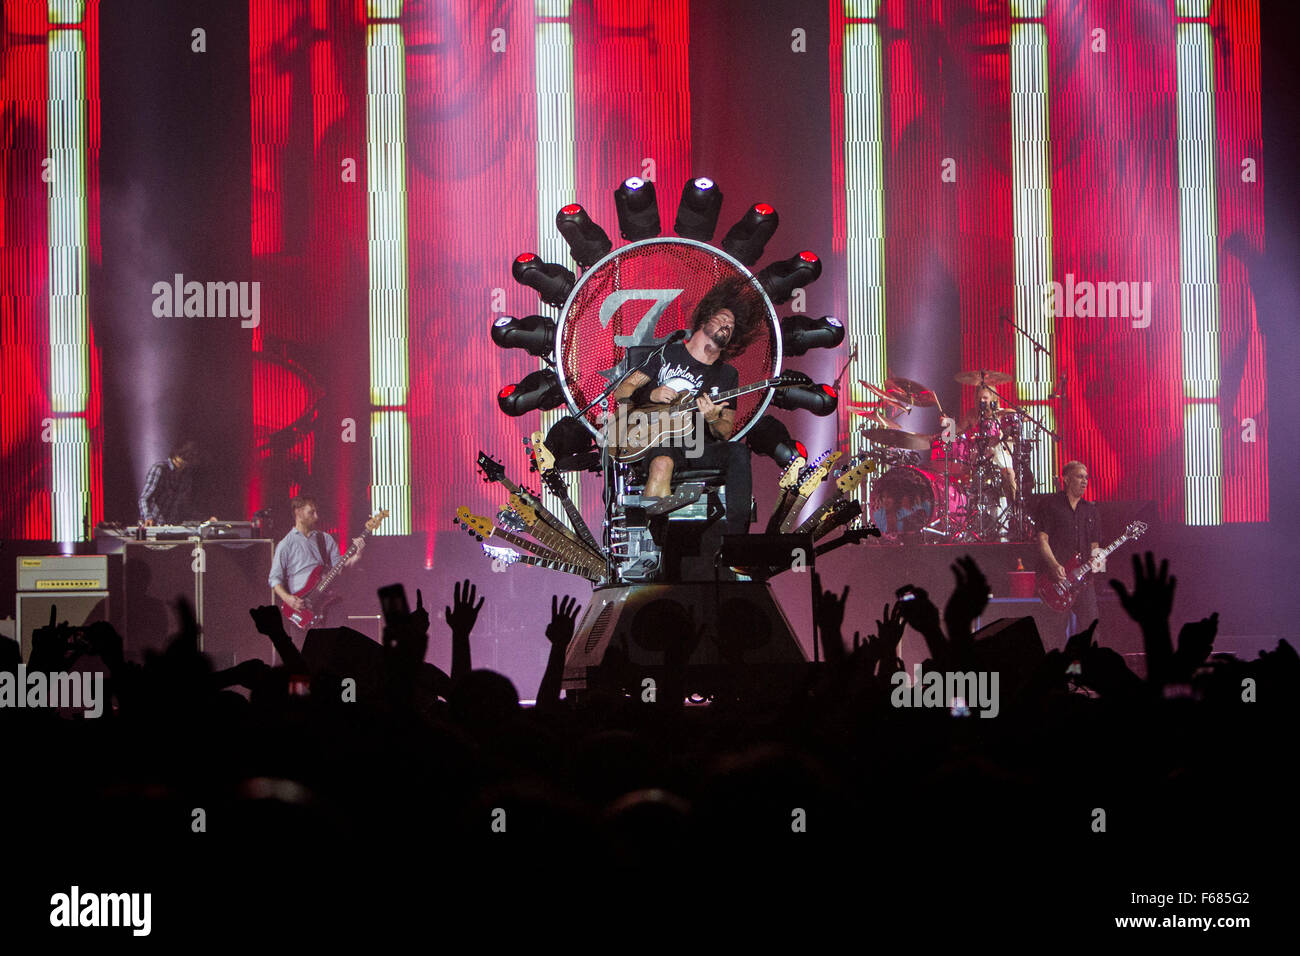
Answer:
[{"xmin": 869, "ymin": 466, "xmax": 965, "ymax": 536}]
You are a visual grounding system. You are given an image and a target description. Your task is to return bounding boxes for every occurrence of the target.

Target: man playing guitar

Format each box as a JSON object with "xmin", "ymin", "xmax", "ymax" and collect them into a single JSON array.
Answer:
[
  {"xmin": 611, "ymin": 275, "xmax": 763, "ymax": 536},
  {"xmin": 1036, "ymin": 461, "xmax": 1105, "ymax": 639},
  {"xmin": 269, "ymin": 495, "xmax": 366, "ymax": 631}
]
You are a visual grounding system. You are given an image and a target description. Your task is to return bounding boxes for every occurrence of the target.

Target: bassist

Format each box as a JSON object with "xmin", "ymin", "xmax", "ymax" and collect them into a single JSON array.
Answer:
[
  {"xmin": 269, "ymin": 495, "xmax": 366, "ymax": 628},
  {"xmin": 1036, "ymin": 461, "xmax": 1105, "ymax": 637}
]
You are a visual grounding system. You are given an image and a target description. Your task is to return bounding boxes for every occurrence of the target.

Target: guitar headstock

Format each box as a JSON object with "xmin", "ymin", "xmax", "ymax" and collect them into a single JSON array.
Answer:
[
  {"xmin": 453, "ymin": 506, "xmax": 495, "ymax": 542},
  {"xmin": 525, "ymin": 430, "xmax": 557, "ymax": 474},
  {"xmin": 364, "ymin": 509, "xmax": 390, "ymax": 533},
  {"xmin": 508, "ymin": 493, "xmax": 538, "ymax": 526},
  {"xmin": 476, "ymin": 451, "xmax": 506, "ymax": 483},
  {"xmin": 834, "ymin": 455, "xmax": 876, "ymax": 494},
  {"xmin": 482, "ymin": 543, "xmax": 520, "ymax": 566},
  {"xmin": 797, "ymin": 451, "xmax": 841, "ymax": 496},
  {"xmin": 497, "ymin": 506, "xmax": 528, "ymax": 533},
  {"xmin": 1125, "ymin": 520, "xmax": 1149, "ymax": 540},
  {"xmin": 778, "ymin": 455, "xmax": 807, "ymax": 491}
]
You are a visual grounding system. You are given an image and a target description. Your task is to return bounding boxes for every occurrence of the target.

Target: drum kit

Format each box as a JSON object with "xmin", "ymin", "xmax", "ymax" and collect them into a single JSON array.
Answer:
[{"xmin": 852, "ymin": 369, "xmax": 1043, "ymax": 542}]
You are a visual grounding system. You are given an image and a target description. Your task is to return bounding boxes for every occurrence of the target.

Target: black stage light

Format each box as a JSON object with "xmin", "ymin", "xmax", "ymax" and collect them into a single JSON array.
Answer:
[
  {"xmin": 498, "ymin": 368, "xmax": 564, "ymax": 416},
  {"xmin": 673, "ymin": 176, "xmax": 723, "ymax": 241},
  {"xmin": 720, "ymin": 202, "xmax": 779, "ymax": 266},
  {"xmin": 757, "ymin": 250, "xmax": 823, "ymax": 305},
  {"xmin": 512, "ymin": 253, "xmax": 576, "ymax": 308},
  {"xmin": 771, "ymin": 382, "xmax": 838, "ymax": 416},
  {"xmin": 555, "ymin": 203, "xmax": 612, "ymax": 268},
  {"xmin": 780, "ymin": 314, "xmax": 844, "ymax": 356},
  {"xmin": 745, "ymin": 414, "xmax": 806, "ymax": 467},
  {"xmin": 490, "ymin": 314, "xmax": 556, "ymax": 357},
  {"xmin": 613, "ymin": 176, "xmax": 661, "ymax": 240}
]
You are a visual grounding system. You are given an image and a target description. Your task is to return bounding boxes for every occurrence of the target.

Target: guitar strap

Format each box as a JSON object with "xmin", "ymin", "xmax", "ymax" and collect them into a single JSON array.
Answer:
[{"xmin": 314, "ymin": 531, "xmax": 332, "ymax": 570}]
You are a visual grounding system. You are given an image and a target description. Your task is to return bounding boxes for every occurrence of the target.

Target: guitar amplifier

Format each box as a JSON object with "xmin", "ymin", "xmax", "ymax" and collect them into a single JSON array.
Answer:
[{"xmin": 15, "ymin": 557, "xmax": 110, "ymax": 662}]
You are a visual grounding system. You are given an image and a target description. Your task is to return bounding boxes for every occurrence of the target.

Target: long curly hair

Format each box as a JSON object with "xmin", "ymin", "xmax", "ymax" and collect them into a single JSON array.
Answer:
[{"xmin": 689, "ymin": 275, "xmax": 765, "ymax": 361}]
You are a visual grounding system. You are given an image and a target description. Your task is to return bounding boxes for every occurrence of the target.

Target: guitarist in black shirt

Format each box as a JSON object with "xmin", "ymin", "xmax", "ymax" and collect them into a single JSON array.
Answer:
[
  {"xmin": 1036, "ymin": 460, "xmax": 1105, "ymax": 639},
  {"xmin": 612, "ymin": 276, "xmax": 763, "ymax": 535}
]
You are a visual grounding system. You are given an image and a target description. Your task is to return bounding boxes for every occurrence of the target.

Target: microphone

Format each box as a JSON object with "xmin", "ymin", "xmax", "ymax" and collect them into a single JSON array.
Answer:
[{"xmin": 663, "ymin": 329, "xmax": 688, "ymax": 345}]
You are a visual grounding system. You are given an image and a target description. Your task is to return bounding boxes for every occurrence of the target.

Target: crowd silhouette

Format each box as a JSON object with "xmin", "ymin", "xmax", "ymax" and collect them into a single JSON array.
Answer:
[{"xmin": 2, "ymin": 551, "xmax": 1291, "ymax": 936}]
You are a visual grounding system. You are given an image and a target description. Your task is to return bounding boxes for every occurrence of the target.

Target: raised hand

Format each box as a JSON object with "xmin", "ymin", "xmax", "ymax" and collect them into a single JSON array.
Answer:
[
  {"xmin": 410, "ymin": 587, "xmax": 430, "ymax": 638},
  {"xmin": 895, "ymin": 585, "xmax": 946, "ymax": 663},
  {"xmin": 1111, "ymin": 552, "xmax": 1177, "ymax": 683},
  {"xmin": 445, "ymin": 579, "xmax": 485, "ymax": 635},
  {"xmin": 1110, "ymin": 552, "xmax": 1177, "ymax": 629},
  {"xmin": 861, "ymin": 602, "xmax": 906, "ymax": 675},
  {"xmin": 813, "ymin": 573, "xmax": 850, "ymax": 665},
  {"xmin": 249, "ymin": 604, "xmax": 287, "ymax": 637},
  {"xmin": 545, "ymin": 594, "xmax": 581, "ymax": 649},
  {"xmin": 944, "ymin": 555, "xmax": 990, "ymax": 647}
]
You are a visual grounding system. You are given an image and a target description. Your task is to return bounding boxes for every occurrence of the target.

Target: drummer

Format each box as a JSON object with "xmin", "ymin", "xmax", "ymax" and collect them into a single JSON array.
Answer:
[{"xmin": 937, "ymin": 384, "xmax": 1018, "ymax": 499}]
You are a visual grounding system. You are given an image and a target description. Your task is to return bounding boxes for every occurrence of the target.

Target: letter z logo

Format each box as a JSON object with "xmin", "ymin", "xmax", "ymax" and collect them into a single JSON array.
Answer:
[{"xmin": 599, "ymin": 289, "xmax": 684, "ymax": 348}]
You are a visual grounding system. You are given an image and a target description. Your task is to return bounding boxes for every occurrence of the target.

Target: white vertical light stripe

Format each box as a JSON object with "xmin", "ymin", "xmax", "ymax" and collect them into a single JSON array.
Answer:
[
  {"xmin": 1010, "ymin": 18, "xmax": 1057, "ymax": 492},
  {"xmin": 534, "ymin": 6, "xmax": 578, "ymax": 515},
  {"xmin": 366, "ymin": 18, "xmax": 411, "ymax": 532},
  {"xmin": 841, "ymin": 17, "xmax": 887, "ymax": 471},
  {"xmin": 47, "ymin": 24, "xmax": 90, "ymax": 542},
  {"xmin": 1176, "ymin": 19, "xmax": 1220, "ymax": 525}
]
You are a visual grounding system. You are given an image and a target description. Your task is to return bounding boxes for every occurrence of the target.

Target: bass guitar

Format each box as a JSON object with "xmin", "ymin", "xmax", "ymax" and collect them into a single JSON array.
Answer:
[
  {"xmin": 280, "ymin": 510, "xmax": 389, "ymax": 631},
  {"xmin": 1035, "ymin": 519, "xmax": 1149, "ymax": 612}
]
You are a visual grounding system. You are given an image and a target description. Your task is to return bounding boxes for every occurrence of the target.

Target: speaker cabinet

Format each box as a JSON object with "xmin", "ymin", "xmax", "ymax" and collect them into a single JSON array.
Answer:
[
  {"xmin": 563, "ymin": 582, "xmax": 807, "ymax": 700},
  {"xmin": 16, "ymin": 591, "xmax": 110, "ymax": 663}
]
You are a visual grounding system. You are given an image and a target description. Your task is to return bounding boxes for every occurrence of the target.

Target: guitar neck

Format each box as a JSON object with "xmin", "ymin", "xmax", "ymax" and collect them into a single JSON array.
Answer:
[
  {"xmin": 312, "ymin": 527, "xmax": 370, "ymax": 595},
  {"xmin": 542, "ymin": 473, "xmax": 603, "ymax": 555},
  {"xmin": 488, "ymin": 527, "xmax": 570, "ymax": 566},
  {"xmin": 669, "ymin": 377, "xmax": 781, "ymax": 411},
  {"xmin": 518, "ymin": 514, "xmax": 605, "ymax": 574},
  {"xmin": 505, "ymin": 552, "xmax": 600, "ymax": 583},
  {"xmin": 495, "ymin": 476, "xmax": 584, "ymax": 546}
]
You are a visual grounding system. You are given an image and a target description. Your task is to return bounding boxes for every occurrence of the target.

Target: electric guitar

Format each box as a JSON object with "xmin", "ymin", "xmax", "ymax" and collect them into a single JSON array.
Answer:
[
  {"xmin": 507, "ymin": 494, "xmax": 607, "ymax": 576},
  {"xmin": 476, "ymin": 451, "xmax": 588, "ymax": 550},
  {"xmin": 525, "ymin": 431, "xmax": 604, "ymax": 556},
  {"xmin": 481, "ymin": 543, "xmax": 601, "ymax": 583},
  {"xmin": 1036, "ymin": 520, "xmax": 1149, "ymax": 612},
  {"xmin": 765, "ymin": 454, "xmax": 808, "ymax": 534},
  {"xmin": 279, "ymin": 510, "xmax": 388, "ymax": 631},
  {"xmin": 456, "ymin": 508, "xmax": 601, "ymax": 583},
  {"xmin": 778, "ymin": 451, "xmax": 842, "ymax": 533},
  {"xmin": 608, "ymin": 370, "xmax": 813, "ymax": 463},
  {"xmin": 793, "ymin": 455, "xmax": 875, "ymax": 535}
]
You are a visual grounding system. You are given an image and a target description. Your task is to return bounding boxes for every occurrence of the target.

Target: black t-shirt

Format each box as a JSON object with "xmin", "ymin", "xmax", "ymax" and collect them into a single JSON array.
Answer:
[
  {"xmin": 1036, "ymin": 492, "xmax": 1100, "ymax": 564},
  {"xmin": 642, "ymin": 342, "xmax": 739, "ymax": 406}
]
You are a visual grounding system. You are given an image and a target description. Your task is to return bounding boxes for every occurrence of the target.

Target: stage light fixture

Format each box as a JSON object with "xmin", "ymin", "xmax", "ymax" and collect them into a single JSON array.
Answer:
[
  {"xmin": 673, "ymin": 176, "xmax": 723, "ymax": 241},
  {"xmin": 720, "ymin": 202, "xmax": 779, "ymax": 266},
  {"xmin": 490, "ymin": 314, "xmax": 557, "ymax": 357},
  {"xmin": 498, "ymin": 368, "xmax": 564, "ymax": 416},
  {"xmin": 757, "ymin": 250, "xmax": 823, "ymax": 305},
  {"xmin": 745, "ymin": 414, "xmax": 805, "ymax": 467},
  {"xmin": 555, "ymin": 203, "xmax": 612, "ymax": 268},
  {"xmin": 781, "ymin": 314, "xmax": 845, "ymax": 356},
  {"xmin": 512, "ymin": 253, "xmax": 576, "ymax": 308},
  {"xmin": 771, "ymin": 382, "xmax": 838, "ymax": 417},
  {"xmin": 613, "ymin": 177, "xmax": 661, "ymax": 240}
]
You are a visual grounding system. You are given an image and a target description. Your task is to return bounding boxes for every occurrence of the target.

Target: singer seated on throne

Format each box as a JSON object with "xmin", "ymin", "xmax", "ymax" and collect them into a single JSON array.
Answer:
[{"xmin": 611, "ymin": 275, "xmax": 764, "ymax": 537}]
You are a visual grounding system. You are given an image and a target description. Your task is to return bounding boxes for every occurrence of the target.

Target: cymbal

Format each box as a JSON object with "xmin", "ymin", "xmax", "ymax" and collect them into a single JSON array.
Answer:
[
  {"xmin": 882, "ymin": 376, "xmax": 940, "ymax": 407},
  {"xmin": 955, "ymin": 369, "xmax": 1012, "ymax": 386},
  {"xmin": 861, "ymin": 427, "xmax": 931, "ymax": 451}
]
